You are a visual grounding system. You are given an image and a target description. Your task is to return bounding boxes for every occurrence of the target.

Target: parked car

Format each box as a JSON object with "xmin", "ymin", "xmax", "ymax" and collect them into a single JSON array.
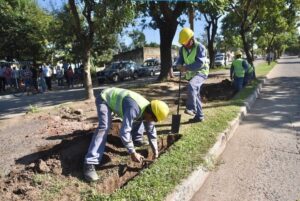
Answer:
[
  {"xmin": 137, "ymin": 59, "xmax": 160, "ymax": 77},
  {"xmin": 97, "ymin": 61, "xmax": 139, "ymax": 83},
  {"xmin": 214, "ymin": 54, "xmax": 228, "ymax": 66}
]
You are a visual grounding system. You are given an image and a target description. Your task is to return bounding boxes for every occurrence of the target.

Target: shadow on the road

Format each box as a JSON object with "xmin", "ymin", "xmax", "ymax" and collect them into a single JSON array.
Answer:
[{"xmin": 237, "ymin": 77, "xmax": 300, "ymax": 132}]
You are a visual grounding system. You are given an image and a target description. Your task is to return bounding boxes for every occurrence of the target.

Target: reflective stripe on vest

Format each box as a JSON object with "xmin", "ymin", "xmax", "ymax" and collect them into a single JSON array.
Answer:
[
  {"xmin": 101, "ymin": 87, "xmax": 149, "ymax": 118},
  {"xmin": 182, "ymin": 42, "xmax": 209, "ymax": 80},
  {"xmin": 247, "ymin": 65, "xmax": 254, "ymax": 74},
  {"xmin": 232, "ymin": 59, "xmax": 245, "ymax": 78}
]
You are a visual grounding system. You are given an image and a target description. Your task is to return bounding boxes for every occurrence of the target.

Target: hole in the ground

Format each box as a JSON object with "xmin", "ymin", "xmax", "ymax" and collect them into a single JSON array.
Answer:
[{"xmin": 8, "ymin": 127, "xmax": 181, "ymax": 196}]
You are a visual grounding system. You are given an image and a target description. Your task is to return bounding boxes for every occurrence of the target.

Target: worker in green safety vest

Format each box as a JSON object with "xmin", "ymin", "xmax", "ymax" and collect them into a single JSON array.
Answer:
[
  {"xmin": 230, "ymin": 50, "xmax": 249, "ymax": 92},
  {"xmin": 244, "ymin": 63, "xmax": 254, "ymax": 86},
  {"xmin": 83, "ymin": 87, "xmax": 169, "ymax": 182},
  {"xmin": 176, "ymin": 27, "xmax": 209, "ymax": 123}
]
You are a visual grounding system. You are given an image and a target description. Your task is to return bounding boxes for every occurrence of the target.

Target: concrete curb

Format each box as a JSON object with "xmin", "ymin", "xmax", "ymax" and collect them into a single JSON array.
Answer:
[{"xmin": 165, "ymin": 78, "xmax": 267, "ymax": 201}]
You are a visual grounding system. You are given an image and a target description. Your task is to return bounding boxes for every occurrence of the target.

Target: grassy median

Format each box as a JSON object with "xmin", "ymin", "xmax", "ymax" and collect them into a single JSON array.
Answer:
[{"xmin": 86, "ymin": 61, "xmax": 276, "ymax": 201}]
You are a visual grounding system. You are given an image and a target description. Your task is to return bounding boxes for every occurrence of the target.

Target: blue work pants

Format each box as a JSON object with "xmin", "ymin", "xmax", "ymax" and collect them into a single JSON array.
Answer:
[
  {"xmin": 84, "ymin": 96, "xmax": 145, "ymax": 165},
  {"xmin": 186, "ymin": 74, "xmax": 206, "ymax": 120}
]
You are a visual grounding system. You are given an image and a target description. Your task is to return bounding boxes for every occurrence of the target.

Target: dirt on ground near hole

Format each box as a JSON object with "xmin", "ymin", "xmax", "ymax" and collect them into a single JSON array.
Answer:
[{"xmin": 0, "ymin": 79, "xmax": 235, "ymax": 201}]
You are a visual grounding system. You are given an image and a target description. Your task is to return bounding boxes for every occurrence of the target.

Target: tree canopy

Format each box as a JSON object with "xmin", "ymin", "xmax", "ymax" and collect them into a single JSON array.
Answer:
[{"xmin": 0, "ymin": 0, "xmax": 52, "ymax": 62}]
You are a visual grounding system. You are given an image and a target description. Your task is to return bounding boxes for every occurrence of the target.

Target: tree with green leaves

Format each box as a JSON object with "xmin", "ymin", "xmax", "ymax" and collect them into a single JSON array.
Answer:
[
  {"xmin": 0, "ymin": 0, "xmax": 52, "ymax": 62},
  {"xmin": 68, "ymin": 0, "xmax": 134, "ymax": 99},
  {"xmin": 222, "ymin": 0, "xmax": 299, "ymax": 66},
  {"xmin": 137, "ymin": 1, "xmax": 187, "ymax": 81},
  {"xmin": 222, "ymin": 0, "xmax": 267, "ymax": 67},
  {"xmin": 129, "ymin": 29, "xmax": 146, "ymax": 49},
  {"xmin": 196, "ymin": 0, "xmax": 228, "ymax": 68}
]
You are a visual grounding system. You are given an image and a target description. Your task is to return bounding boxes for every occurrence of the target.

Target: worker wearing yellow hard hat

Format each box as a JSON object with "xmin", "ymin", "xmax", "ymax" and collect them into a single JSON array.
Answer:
[
  {"xmin": 230, "ymin": 49, "xmax": 249, "ymax": 92},
  {"xmin": 176, "ymin": 27, "xmax": 209, "ymax": 123},
  {"xmin": 83, "ymin": 87, "xmax": 169, "ymax": 182}
]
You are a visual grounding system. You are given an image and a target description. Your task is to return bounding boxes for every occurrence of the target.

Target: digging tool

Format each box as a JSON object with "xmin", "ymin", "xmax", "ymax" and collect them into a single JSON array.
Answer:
[{"xmin": 171, "ymin": 70, "xmax": 182, "ymax": 133}]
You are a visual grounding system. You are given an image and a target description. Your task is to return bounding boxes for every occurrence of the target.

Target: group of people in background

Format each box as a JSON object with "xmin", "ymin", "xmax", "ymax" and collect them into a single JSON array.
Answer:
[{"xmin": 0, "ymin": 63, "xmax": 84, "ymax": 94}]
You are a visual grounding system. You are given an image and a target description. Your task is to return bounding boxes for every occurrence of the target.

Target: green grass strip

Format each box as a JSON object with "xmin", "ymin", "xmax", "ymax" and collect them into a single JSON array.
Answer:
[{"xmin": 85, "ymin": 61, "xmax": 276, "ymax": 201}]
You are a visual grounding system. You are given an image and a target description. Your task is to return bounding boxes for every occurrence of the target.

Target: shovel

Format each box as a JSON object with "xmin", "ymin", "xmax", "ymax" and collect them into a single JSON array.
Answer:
[{"xmin": 171, "ymin": 71, "xmax": 182, "ymax": 133}]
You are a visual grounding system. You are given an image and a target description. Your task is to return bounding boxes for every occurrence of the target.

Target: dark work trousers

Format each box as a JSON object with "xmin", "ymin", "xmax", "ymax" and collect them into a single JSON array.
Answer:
[
  {"xmin": 0, "ymin": 77, "xmax": 5, "ymax": 92},
  {"xmin": 45, "ymin": 77, "xmax": 52, "ymax": 90}
]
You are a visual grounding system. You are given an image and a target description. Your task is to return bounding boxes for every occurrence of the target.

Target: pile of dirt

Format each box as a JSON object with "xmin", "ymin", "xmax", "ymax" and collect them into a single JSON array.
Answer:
[
  {"xmin": 201, "ymin": 79, "xmax": 236, "ymax": 102},
  {"xmin": 0, "ymin": 126, "xmax": 181, "ymax": 200}
]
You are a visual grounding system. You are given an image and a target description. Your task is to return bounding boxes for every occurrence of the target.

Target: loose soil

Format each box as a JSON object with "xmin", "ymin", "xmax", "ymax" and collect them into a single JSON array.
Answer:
[{"xmin": 0, "ymin": 77, "xmax": 235, "ymax": 201}]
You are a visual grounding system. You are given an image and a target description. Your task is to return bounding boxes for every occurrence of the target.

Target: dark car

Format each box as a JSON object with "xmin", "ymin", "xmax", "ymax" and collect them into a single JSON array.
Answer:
[
  {"xmin": 137, "ymin": 59, "xmax": 160, "ymax": 77},
  {"xmin": 97, "ymin": 61, "xmax": 139, "ymax": 83}
]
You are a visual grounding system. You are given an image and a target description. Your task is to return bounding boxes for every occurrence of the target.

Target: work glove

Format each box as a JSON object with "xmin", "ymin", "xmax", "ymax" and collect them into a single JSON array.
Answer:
[
  {"xmin": 178, "ymin": 65, "xmax": 187, "ymax": 72},
  {"xmin": 131, "ymin": 152, "xmax": 144, "ymax": 163}
]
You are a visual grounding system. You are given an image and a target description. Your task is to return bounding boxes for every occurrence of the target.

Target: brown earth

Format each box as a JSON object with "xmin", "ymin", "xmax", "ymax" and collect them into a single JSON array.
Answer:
[{"xmin": 0, "ymin": 78, "xmax": 235, "ymax": 201}]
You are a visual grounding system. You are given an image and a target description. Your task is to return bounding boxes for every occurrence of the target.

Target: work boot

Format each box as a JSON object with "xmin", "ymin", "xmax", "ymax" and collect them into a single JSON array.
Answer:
[
  {"xmin": 83, "ymin": 164, "xmax": 99, "ymax": 182},
  {"xmin": 134, "ymin": 141, "xmax": 149, "ymax": 147},
  {"xmin": 184, "ymin": 109, "xmax": 195, "ymax": 116},
  {"xmin": 188, "ymin": 117, "xmax": 204, "ymax": 123}
]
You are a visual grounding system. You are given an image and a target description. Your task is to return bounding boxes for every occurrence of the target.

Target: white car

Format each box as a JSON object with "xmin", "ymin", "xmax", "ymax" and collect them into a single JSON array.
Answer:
[{"xmin": 215, "ymin": 55, "xmax": 227, "ymax": 66}]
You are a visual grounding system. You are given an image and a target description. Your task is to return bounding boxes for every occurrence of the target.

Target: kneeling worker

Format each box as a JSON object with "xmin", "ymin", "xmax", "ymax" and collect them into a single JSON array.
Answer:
[{"xmin": 83, "ymin": 87, "xmax": 169, "ymax": 182}]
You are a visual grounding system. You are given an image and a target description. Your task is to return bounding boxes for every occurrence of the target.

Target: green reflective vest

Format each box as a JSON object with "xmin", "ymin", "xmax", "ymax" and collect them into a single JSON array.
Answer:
[
  {"xmin": 101, "ymin": 87, "xmax": 149, "ymax": 118},
  {"xmin": 247, "ymin": 64, "xmax": 254, "ymax": 74},
  {"xmin": 182, "ymin": 42, "xmax": 209, "ymax": 80},
  {"xmin": 232, "ymin": 59, "xmax": 245, "ymax": 78}
]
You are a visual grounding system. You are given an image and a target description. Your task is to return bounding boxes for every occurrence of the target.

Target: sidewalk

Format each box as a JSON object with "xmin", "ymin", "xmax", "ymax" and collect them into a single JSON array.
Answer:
[{"xmin": 191, "ymin": 57, "xmax": 300, "ymax": 200}]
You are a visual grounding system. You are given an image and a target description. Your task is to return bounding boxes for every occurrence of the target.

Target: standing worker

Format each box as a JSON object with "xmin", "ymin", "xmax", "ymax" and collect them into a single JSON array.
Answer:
[
  {"xmin": 243, "ymin": 63, "xmax": 254, "ymax": 86},
  {"xmin": 176, "ymin": 27, "xmax": 209, "ymax": 123},
  {"xmin": 230, "ymin": 50, "xmax": 249, "ymax": 92},
  {"xmin": 83, "ymin": 87, "xmax": 169, "ymax": 182}
]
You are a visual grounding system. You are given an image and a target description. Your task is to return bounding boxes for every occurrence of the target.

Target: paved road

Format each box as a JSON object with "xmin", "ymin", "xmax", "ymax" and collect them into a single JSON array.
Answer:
[
  {"xmin": 191, "ymin": 56, "xmax": 300, "ymax": 201},
  {"xmin": 0, "ymin": 76, "xmax": 157, "ymax": 119}
]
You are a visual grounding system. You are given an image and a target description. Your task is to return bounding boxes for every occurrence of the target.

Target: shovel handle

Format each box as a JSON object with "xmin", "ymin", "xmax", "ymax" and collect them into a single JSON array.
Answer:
[{"xmin": 177, "ymin": 71, "xmax": 182, "ymax": 115}]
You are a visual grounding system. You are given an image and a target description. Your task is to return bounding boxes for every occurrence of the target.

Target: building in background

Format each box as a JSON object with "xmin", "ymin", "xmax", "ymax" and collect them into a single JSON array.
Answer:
[{"xmin": 113, "ymin": 47, "xmax": 178, "ymax": 64}]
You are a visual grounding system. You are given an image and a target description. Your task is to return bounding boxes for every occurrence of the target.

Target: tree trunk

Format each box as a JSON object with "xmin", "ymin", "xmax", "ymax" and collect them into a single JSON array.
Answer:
[
  {"xmin": 188, "ymin": 7, "xmax": 194, "ymax": 31},
  {"xmin": 205, "ymin": 15, "xmax": 219, "ymax": 69},
  {"xmin": 82, "ymin": 46, "xmax": 94, "ymax": 100},
  {"xmin": 208, "ymin": 42, "xmax": 215, "ymax": 68},
  {"xmin": 240, "ymin": 29, "xmax": 253, "ymax": 66},
  {"xmin": 157, "ymin": 23, "xmax": 178, "ymax": 81}
]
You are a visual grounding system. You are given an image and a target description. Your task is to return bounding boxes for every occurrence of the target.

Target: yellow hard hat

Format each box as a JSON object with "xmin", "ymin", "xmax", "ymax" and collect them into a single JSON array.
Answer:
[
  {"xmin": 235, "ymin": 50, "xmax": 242, "ymax": 56},
  {"xmin": 179, "ymin": 28, "xmax": 194, "ymax": 45},
  {"xmin": 151, "ymin": 100, "xmax": 169, "ymax": 122}
]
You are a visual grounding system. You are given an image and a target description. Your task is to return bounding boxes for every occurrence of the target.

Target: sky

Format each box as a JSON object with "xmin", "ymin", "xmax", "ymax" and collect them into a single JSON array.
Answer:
[{"xmin": 37, "ymin": 0, "xmax": 207, "ymax": 47}]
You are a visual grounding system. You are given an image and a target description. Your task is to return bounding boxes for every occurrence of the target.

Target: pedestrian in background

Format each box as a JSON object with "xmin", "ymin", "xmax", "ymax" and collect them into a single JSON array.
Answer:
[
  {"xmin": 38, "ymin": 68, "xmax": 47, "ymax": 93},
  {"xmin": 4, "ymin": 65, "xmax": 12, "ymax": 88},
  {"xmin": 0, "ymin": 66, "xmax": 6, "ymax": 92},
  {"xmin": 176, "ymin": 27, "xmax": 209, "ymax": 123},
  {"xmin": 31, "ymin": 65, "xmax": 38, "ymax": 92},
  {"xmin": 11, "ymin": 67, "xmax": 19, "ymax": 88},
  {"xmin": 230, "ymin": 50, "xmax": 249, "ymax": 92},
  {"xmin": 43, "ymin": 63, "xmax": 52, "ymax": 91},
  {"xmin": 23, "ymin": 66, "xmax": 33, "ymax": 95},
  {"xmin": 56, "ymin": 66, "xmax": 64, "ymax": 87},
  {"xmin": 66, "ymin": 66, "xmax": 74, "ymax": 88}
]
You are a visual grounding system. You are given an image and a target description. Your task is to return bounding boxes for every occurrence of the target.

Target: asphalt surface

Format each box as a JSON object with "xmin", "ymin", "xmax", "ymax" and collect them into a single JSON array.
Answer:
[
  {"xmin": 191, "ymin": 56, "xmax": 300, "ymax": 201},
  {"xmin": 0, "ymin": 76, "xmax": 157, "ymax": 119}
]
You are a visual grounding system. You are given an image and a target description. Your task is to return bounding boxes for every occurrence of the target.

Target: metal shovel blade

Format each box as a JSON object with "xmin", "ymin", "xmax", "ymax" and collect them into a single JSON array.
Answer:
[
  {"xmin": 171, "ymin": 70, "xmax": 182, "ymax": 134},
  {"xmin": 171, "ymin": 114, "xmax": 181, "ymax": 133}
]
